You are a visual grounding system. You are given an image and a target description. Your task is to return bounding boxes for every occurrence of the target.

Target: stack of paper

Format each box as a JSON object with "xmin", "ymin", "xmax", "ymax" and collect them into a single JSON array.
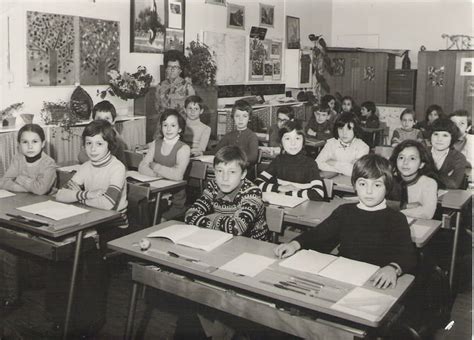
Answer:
[
  {"xmin": 17, "ymin": 201, "xmax": 89, "ymax": 220},
  {"xmin": 330, "ymin": 287, "xmax": 396, "ymax": 322},
  {"xmin": 126, "ymin": 171, "xmax": 162, "ymax": 182},
  {"xmin": 0, "ymin": 189, "xmax": 15, "ymax": 198},
  {"xmin": 220, "ymin": 253, "xmax": 276, "ymax": 277},
  {"xmin": 279, "ymin": 249, "xmax": 337, "ymax": 274},
  {"xmin": 262, "ymin": 192, "xmax": 308, "ymax": 208}
]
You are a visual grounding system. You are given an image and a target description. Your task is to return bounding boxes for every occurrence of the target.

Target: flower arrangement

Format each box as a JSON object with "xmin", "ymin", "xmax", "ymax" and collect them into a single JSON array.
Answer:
[
  {"xmin": 98, "ymin": 66, "xmax": 153, "ymax": 100},
  {"xmin": 40, "ymin": 100, "xmax": 81, "ymax": 140},
  {"xmin": 185, "ymin": 40, "xmax": 217, "ymax": 87}
]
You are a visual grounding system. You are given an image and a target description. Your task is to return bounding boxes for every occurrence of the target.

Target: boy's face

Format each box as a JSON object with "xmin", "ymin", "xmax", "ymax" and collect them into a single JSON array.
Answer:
[
  {"xmin": 451, "ymin": 116, "xmax": 470, "ymax": 136},
  {"xmin": 20, "ymin": 131, "xmax": 45, "ymax": 158},
  {"xmin": 281, "ymin": 129, "xmax": 303, "ymax": 155},
  {"xmin": 337, "ymin": 122, "xmax": 355, "ymax": 144},
  {"xmin": 355, "ymin": 176, "xmax": 386, "ymax": 208},
  {"xmin": 95, "ymin": 111, "xmax": 114, "ymax": 124},
  {"xmin": 85, "ymin": 134, "xmax": 109, "ymax": 162},
  {"xmin": 401, "ymin": 113, "xmax": 415, "ymax": 130},
  {"xmin": 360, "ymin": 107, "xmax": 370, "ymax": 117},
  {"xmin": 315, "ymin": 111, "xmax": 329, "ymax": 124},
  {"xmin": 215, "ymin": 160, "xmax": 246, "ymax": 194},
  {"xmin": 396, "ymin": 146, "xmax": 424, "ymax": 181},
  {"xmin": 185, "ymin": 102, "xmax": 203, "ymax": 121},
  {"xmin": 431, "ymin": 131, "xmax": 451, "ymax": 152},
  {"xmin": 234, "ymin": 109, "xmax": 250, "ymax": 131},
  {"xmin": 428, "ymin": 110, "xmax": 439, "ymax": 123},
  {"xmin": 277, "ymin": 113, "xmax": 290, "ymax": 128},
  {"xmin": 342, "ymin": 100, "xmax": 352, "ymax": 112}
]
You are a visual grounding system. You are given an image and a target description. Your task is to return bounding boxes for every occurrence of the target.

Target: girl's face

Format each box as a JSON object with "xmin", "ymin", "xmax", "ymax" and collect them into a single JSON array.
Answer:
[
  {"xmin": 185, "ymin": 102, "xmax": 203, "ymax": 121},
  {"xmin": 162, "ymin": 115, "xmax": 182, "ymax": 140},
  {"xmin": 401, "ymin": 113, "xmax": 415, "ymax": 130},
  {"xmin": 277, "ymin": 113, "xmax": 290, "ymax": 128},
  {"xmin": 328, "ymin": 99, "xmax": 335, "ymax": 110},
  {"xmin": 342, "ymin": 100, "xmax": 352, "ymax": 112},
  {"xmin": 428, "ymin": 110, "xmax": 439, "ymax": 123},
  {"xmin": 431, "ymin": 131, "xmax": 451, "ymax": 152},
  {"xmin": 337, "ymin": 122, "xmax": 355, "ymax": 144},
  {"xmin": 234, "ymin": 109, "xmax": 250, "ymax": 130},
  {"xmin": 85, "ymin": 134, "xmax": 109, "ymax": 161},
  {"xmin": 20, "ymin": 131, "xmax": 45, "ymax": 158},
  {"xmin": 396, "ymin": 146, "xmax": 424, "ymax": 181},
  {"xmin": 281, "ymin": 129, "xmax": 304, "ymax": 155}
]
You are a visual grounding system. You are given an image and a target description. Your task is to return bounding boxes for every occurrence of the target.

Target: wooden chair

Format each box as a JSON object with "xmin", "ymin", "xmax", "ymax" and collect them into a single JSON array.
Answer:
[
  {"xmin": 253, "ymin": 148, "xmax": 263, "ymax": 179},
  {"xmin": 323, "ymin": 178, "xmax": 334, "ymax": 199},
  {"xmin": 188, "ymin": 160, "xmax": 208, "ymax": 194},
  {"xmin": 374, "ymin": 146, "xmax": 394, "ymax": 160},
  {"xmin": 124, "ymin": 150, "xmax": 144, "ymax": 170},
  {"xmin": 127, "ymin": 182, "xmax": 152, "ymax": 228},
  {"xmin": 265, "ymin": 205, "xmax": 285, "ymax": 244}
]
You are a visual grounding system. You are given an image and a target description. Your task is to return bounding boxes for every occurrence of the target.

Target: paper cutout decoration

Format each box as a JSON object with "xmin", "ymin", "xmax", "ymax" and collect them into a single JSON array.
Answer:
[
  {"xmin": 333, "ymin": 58, "xmax": 345, "ymax": 76},
  {"xmin": 70, "ymin": 86, "xmax": 93, "ymax": 120},
  {"xmin": 364, "ymin": 66, "xmax": 375, "ymax": 81},
  {"xmin": 428, "ymin": 66, "xmax": 445, "ymax": 87}
]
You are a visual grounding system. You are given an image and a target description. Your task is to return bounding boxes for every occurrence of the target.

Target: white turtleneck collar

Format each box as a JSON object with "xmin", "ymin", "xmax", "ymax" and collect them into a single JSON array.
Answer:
[{"xmin": 357, "ymin": 199, "xmax": 387, "ymax": 211}]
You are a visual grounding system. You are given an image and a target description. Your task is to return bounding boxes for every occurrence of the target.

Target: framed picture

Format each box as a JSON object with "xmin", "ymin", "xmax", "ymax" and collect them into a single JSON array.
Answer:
[
  {"xmin": 460, "ymin": 58, "xmax": 474, "ymax": 76},
  {"xmin": 227, "ymin": 3, "xmax": 245, "ymax": 30},
  {"xmin": 259, "ymin": 3, "xmax": 274, "ymax": 28},
  {"xmin": 272, "ymin": 60, "xmax": 281, "ymax": 80},
  {"xmin": 270, "ymin": 41, "xmax": 281, "ymax": 58},
  {"xmin": 130, "ymin": 0, "xmax": 166, "ymax": 53},
  {"xmin": 286, "ymin": 16, "xmax": 300, "ymax": 49},
  {"xmin": 164, "ymin": 28, "xmax": 184, "ymax": 52},
  {"xmin": 205, "ymin": 0, "xmax": 226, "ymax": 5},
  {"xmin": 168, "ymin": 0, "xmax": 183, "ymax": 29},
  {"xmin": 249, "ymin": 38, "xmax": 265, "ymax": 80}
]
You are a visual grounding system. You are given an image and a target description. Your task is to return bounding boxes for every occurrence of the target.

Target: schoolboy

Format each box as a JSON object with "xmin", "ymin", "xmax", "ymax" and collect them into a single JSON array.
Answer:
[
  {"xmin": 268, "ymin": 106, "xmax": 295, "ymax": 147},
  {"xmin": 182, "ymin": 95, "xmax": 211, "ymax": 156},
  {"xmin": 416, "ymin": 104, "xmax": 444, "ymax": 141},
  {"xmin": 78, "ymin": 100, "xmax": 128, "ymax": 165},
  {"xmin": 391, "ymin": 108, "xmax": 424, "ymax": 146},
  {"xmin": 305, "ymin": 103, "xmax": 333, "ymax": 141},
  {"xmin": 450, "ymin": 109, "xmax": 473, "ymax": 167},
  {"xmin": 359, "ymin": 101, "xmax": 380, "ymax": 128},
  {"xmin": 213, "ymin": 100, "xmax": 259, "ymax": 166},
  {"xmin": 276, "ymin": 154, "xmax": 417, "ymax": 289},
  {"xmin": 185, "ymin": 145, "xmax": 269, "ymax": 240}
]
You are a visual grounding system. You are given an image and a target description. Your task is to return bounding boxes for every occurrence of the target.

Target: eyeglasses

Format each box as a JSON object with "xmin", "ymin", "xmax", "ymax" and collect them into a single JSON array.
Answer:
[
  {"xmin": 166, "ymin": 65, "xmax": 181, "ymax": 71},
  {"xmin": 277, "ymin": 118, "xmax": 290, "ymax": 123}
]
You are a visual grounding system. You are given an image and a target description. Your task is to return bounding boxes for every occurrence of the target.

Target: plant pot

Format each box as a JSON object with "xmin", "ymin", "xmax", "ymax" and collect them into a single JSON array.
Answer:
[{"xmin": 2, "ymin": 117, "xmax": 16, "ymax": 127}]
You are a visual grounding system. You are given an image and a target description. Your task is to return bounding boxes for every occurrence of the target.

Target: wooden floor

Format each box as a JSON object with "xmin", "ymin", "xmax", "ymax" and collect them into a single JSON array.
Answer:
[{"xmin": 1, "ymin": 256, "xmax": 471, "ymax": 340}]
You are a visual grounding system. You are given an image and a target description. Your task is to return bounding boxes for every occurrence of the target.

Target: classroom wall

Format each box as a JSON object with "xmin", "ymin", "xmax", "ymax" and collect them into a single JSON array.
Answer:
[{"xmin": 331, "ymin": 0, "xmax": 473, "ymax": 68}]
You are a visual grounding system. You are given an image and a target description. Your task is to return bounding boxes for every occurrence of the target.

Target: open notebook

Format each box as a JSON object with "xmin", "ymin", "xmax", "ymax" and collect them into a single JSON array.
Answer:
[
  {"xmin": 262, "ymin": 192, "xmax": 308, "ymax": 208},
  {"xmin": 147, "ymin": 224, "xmax": 233, "ymax": 252},
  {"xmin": 126, "ymin": 171, "xmax": 162, "ymax": 182},
  {"xmin": 279, "ymin": 250, "xmax": 380, "ymax": 286}
]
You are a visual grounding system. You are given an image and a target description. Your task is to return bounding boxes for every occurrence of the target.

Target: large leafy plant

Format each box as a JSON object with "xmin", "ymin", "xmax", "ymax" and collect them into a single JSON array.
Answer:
[{"xmin": 185, "ymin": 40, "xmax": 217, "ymax": 87}]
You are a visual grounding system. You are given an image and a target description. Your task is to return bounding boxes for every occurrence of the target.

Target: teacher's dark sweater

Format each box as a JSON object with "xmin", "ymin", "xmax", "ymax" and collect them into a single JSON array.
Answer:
[{"xmin": 294, "ymin": 203, "xmax": 417, "ymax": 274}]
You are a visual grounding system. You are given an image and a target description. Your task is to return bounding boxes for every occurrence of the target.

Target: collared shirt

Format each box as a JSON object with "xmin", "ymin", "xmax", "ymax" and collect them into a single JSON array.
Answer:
[
  {"xmin": 431, "ymin": 148, "xmax": 449, "ymax": 170},
  {"xmin": 216, "ymin": 182, "xmax": 243, "ymax": 202}
]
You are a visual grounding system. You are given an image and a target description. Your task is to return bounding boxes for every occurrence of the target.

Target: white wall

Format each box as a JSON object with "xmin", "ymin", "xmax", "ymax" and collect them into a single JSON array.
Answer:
[{"xmin": 331, "ymin": 0, "xmax": 474, "ymax": 68}]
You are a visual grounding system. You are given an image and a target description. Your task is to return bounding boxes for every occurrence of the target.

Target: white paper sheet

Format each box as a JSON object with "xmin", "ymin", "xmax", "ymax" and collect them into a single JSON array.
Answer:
[
  {"xmin": 279, "ymin": 250, "xmax": 337, "ymax": 275},
  {"xmin": 330, "ymin": 287, "xmax": 396, "ymax": 322},
  {"xmin": 318, "ymin": 257, "xmax": 380, "ymax": 286},
  {"xmin": 58, "ymin": 164, "xmax": 81, "ymax": 173},
  {"xmin": 262, "ymin": 192, "xmax": 308, "ymax": 208},
  {"xmin": 410, "ymin": 223, "xmax": 431, "ymax": 241},
  {"xmin": 147, "ymin": 224, "xmax": 199, "ymax": 243},
  {"xmin": 17, "ymin": 200, "xmax": 89, "ymax": 220},
  {"xmin": 0, "ymin": 189, "xmax": 15, "ymax": 198},
  {"xmin": 437, "ymin": 189, "xmax": 448, "ymax": 198},
  {"xmin": 149, "ymin": 179, "xmax": 182, "ymax": 189},
  {"xmin": 126, "ymin": 171, "xmax": 162, "ymax": 182},
  {"xmin": 220, "ymin": 253, "xmax": 276, "ymax": 277}
]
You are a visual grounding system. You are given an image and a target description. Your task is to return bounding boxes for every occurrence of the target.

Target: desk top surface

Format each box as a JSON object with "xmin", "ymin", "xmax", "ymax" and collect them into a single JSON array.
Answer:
[
  {"xmin": 0, "ymin": 193, "xmax": 119, "ymax": 238},
  {"xmin": 108, "ymin": 220, "xmax": 414, "ymax": 328}
]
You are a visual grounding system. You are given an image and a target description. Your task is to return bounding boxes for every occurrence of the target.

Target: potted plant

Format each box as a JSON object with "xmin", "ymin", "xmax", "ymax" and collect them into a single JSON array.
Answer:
[
  {"xmin": 97, "ymin": 66, "xmax": 153, "ymax": 101},
  {"xmin": 40, "ymin": 100, "xmax": 81, "ymax": 140},
  {"xmin": 1, "ymin": 102, "xmax": 23, "ymax": 127}
]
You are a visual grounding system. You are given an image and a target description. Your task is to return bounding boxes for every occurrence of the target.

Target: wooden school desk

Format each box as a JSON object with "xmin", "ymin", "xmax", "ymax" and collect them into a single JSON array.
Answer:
[
  {"xmin": 0, "ymin": 192, "xmax": 119, "ymax": 339},
  {"xmin": 108, "ymin": 221, "xmax": 415, "ymax": 340}
]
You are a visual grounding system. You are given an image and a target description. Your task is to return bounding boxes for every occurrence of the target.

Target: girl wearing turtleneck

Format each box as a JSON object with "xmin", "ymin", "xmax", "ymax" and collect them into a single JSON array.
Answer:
[
  {"xmin": 0, "ymin": 124, "xmax": 57, "ymax": 308},
  {"xmin": 138, "ymin": 109, "xmax": 190, "ymax": 219},
  {"xmin": 256, "ymin": 120, "xmax": 326, "ymax": 201}
]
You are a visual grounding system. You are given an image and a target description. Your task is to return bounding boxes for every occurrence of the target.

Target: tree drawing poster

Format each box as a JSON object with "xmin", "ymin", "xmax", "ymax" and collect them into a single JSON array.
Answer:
[
  {"xmin": 27, "ymin": 11, "xmax": 75, "ymax": 86},
  {"xmin": 27, "ymin": 11, "xmax": 120, "ymax": 86},
  {"xmin": 79, "ymin": 17, "xmax": 120, "ymax": 85}
]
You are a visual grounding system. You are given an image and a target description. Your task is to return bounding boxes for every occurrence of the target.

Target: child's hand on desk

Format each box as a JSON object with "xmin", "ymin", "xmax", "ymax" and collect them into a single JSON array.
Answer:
[
  {"xmin": 372, "ymin": 266, "xmax": 397, "ymax": 289},
  {"xmin": 88, "ymin": 189, "xmax": 105, "ymax": 199},
  {"xmin": 278, "ymin": 185, "xmax": 298, "ymax": 193},
  {"xmin": 274, "ymin": 241, "xmax": 301, "ymax": 259}
]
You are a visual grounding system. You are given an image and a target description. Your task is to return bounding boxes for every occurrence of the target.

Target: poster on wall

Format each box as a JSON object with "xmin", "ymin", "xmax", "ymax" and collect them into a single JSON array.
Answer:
[
  {"xmin": 130, "ymin": 0, "xmax": 166, "ymax": 53},
  {"xmin": 272, "ymin": 60, "xmax": 281, "ymax": 80},
  {"xmin": 168, "ymin": 0, "xmax": 182, "ymax": 29},
  {"xmin": 286, "ymin": 16, "xmax": 300, "ymax": 49},
  {"xmin": 79, "ymin": 17, "xmax": 120, "ymax": 85},
  {"xmin": 164, "ymin": 28, "xmax": 184, "ymax": 52},
  {"xmin": 227, "ymin": 3, "xmax": 245, "ymax": 30},
  {"xmin": 460, "ymin": 58, "xmax": 474, "ymax": 76},
  {"xmin": 249, "ymin": 38, "xmax": 266, "ymax": 80},
  {"xmin": 26, "ymin": 11, "xmax": 76, "ymax": 86},
  {"xmin": 259, "ymin": 3, "xmax": 274, "ymax": 28}
]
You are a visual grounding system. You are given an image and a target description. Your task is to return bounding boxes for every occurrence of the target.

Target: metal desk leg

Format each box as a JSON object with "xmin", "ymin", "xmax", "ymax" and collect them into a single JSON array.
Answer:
[
  {"xmin": 448, "ymin": 211, "xmax": 462, "ymax": 289},
  {"xmin": 62, "ymin": 230, "xmax": 84, "ymax": 340},
  {"xmin": 153, "ymin": 192, "xmax": 162, "ymax": 225},
  {"xmin": 125, "ymin": 282, "xmax": 140, "ymax": 340}
]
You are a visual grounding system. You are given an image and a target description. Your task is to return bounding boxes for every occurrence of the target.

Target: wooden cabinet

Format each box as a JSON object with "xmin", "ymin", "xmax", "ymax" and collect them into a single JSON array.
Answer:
[
  {"xmin": 387, "ymin": 70, "xmax": 417, "ymax": 107},
  {"xmin": 416, "ymin": 51, "xmax": 474, "ymax": 120},
  {"xmin": 284, "ymin": 49, "xmax": 312, "ymax": 88},
  {"xmin": 325, "ymin": 50, "xmax": 395, "ymax": 105}
]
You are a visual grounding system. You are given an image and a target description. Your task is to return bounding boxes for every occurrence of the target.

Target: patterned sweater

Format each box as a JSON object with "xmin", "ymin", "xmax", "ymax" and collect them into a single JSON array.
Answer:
[
  {"xmin": 391, "ymin": 128, "xmax": 424, "ymax": 146},
  {"xmin": 185, "ymin": 178, "xmax": 269, "ymax": 240},
  {"xmin": 255, "ymin": 152, "xmax": 326, "ymax": 201}
]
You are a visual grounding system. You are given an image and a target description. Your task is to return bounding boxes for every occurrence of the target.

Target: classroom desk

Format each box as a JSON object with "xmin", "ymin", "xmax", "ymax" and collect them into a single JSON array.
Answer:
[
  {"xmin": 147, "ymin": 179, "xmax": 187, "ymax": 225},
  {"xmin": 108, "ymin": 221, "xmax": 415, "ymax": 339},
  {"xmin": 0, "ymin": 192, "xmax": 119, "ymax": 339}
]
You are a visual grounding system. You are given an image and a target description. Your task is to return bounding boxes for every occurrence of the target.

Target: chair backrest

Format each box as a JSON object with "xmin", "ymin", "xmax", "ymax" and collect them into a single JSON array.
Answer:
[
  {"xmin": 188, "ymin": 160, "xmax": 208, "ymax": 193},
  {"xmin": 323, "ymin": 178, "xmax": 334, "ymax": 199},
  {"xmin": 124, "ymin": 150, "xmax": 144, "ymax": 170},
  {"xmin": 374, "ymin": 146, "xmax": 394, "ymax": 160},
  {"xmin": 265, "ymin": 205, "xmax": 285, "ymax": 243},
  {"xmin": 127, "ymin": 182, "xmax": 152, "ymax": 227}
]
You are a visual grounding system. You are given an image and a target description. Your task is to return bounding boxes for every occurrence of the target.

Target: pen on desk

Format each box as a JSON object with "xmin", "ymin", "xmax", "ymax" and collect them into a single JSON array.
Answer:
[
  {"xmin": 280, "ymin": 281, "xmax": 319, "ymax": 293},
  {"xmin": 167, "ymin": 251, "xmax": 200, "ymax": 263}
]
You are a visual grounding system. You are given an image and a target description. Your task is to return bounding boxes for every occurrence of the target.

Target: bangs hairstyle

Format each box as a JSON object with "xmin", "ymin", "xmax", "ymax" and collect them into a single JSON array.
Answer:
[
  {"xmin": 351, "ymin": 154, "xmax": 394, "ymax": 192},
  {"xmin": 160, "ymin": 108, "xmax": 186, "ymax": 137},
  {"xmin": 82, "ymin": 120, "xmax": 117, "ymax": 152},
  {"xmin": 333, "ymin": 112, "xmax": 362, "ymax": 139},
  {"xmin": 214, "ymin": 145, "xmax": 248, "ymax": 171},
  {"xmin": 361, "ymin": 101, "xmax": 376, "ymax": 114},
  {"xmin": 276, "ymin": 106, "xmax": 295, "ymax": 120},
  {"xmin": 184, "ymin": 95, "xmax": 204, "ymax": 110},
  {"xmin": 321, "ymin": 94, "xmax": 336, "ymax": 105},
  {"xmin": 400, "ymin": 108, "xmax": 416, "ymax": 121},
  {"xmin": 425, "ymin": 104, "xmax": 444, "ymax": 120},
  {"xmin": 278, "ymin": 120, "xmax": 305, "ymax": 143},
  {"xmin": 92, "ymin": 100, "xmax": 117, "ymax": 120},
  {"xmin": 315, "ymin": 102, "xmax": 330, "ymax": 113},
  {"xmin": 431, "ymin": 118, "xmax": 460, "ymax": 146},
  {"xmin": 450, "ymin": 109, "xmax": 472, "ymax": 126},
  {"xmin": 17, "ymin": 124, "xmax": 46, "ymax": 143},
  {"xmin": 231, "ymin": 99, "xmax": 253, "ymax": 118},
  {"xmin": 390, "ymin": 140, "xmax": 436, "ymax": 179}
]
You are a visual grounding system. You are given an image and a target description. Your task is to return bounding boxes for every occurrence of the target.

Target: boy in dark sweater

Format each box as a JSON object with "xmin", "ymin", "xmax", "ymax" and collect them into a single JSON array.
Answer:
[
  {"xmin": 275, "ymin": 154, "xmax": 417, "ymax": 289},
  {"xmin": 305, "ymin": 103, "xmax": 333, "ymax": 141}
]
